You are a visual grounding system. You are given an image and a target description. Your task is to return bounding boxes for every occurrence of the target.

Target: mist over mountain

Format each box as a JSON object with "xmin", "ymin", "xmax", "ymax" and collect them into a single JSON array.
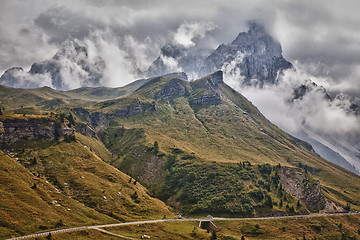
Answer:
[
  {"xmin": 147, "ymin": 23, "xmax": 292, "ymax": 85},
  {"xmin": 201, "ymin": 22, "xmax": 293, "ymax": 85},
  {"xmin": 0, "ymin": 40, "xmax": 106, "ymax": 90},
  {"xmin": 0, "ymin": 1, "xmax": 359, "ymax": 175},
  {"xmin": 145, "ymin": 22, "xmax": 360, "ymax": 174}
]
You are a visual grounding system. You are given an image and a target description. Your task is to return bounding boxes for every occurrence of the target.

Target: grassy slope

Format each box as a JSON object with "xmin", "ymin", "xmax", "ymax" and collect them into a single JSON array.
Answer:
[
  {"xmin": 12, "ymin": 138, "xmax": 173, "ymax": 220},
  {"xmin": 0, "ymin": 136, "xmax": 173, "ymax": 239},
  {"xmin": 0, "ymin": 78, "xmax": 148, "ymax": 113},
  {"xmin": 75, "ymin": 133, "xmax": 112, "ymax": 163},
  {"xmin": 65, "ymin": 78, "xmax": 148, "ymax": 101},
  {"xmin": 1, "ymin": 74, "xmax": 360, "ymax": 233},
  {"xmin": 97, "ymin": 76, "xmax": 318, "ymax": 166},
  {"xmin": 93, "ymin": 75, "xmax": 360, "ymax": 211},
  {"xmin": 0, "ymin": 150, "xmax": 113, "ymax": 239}
]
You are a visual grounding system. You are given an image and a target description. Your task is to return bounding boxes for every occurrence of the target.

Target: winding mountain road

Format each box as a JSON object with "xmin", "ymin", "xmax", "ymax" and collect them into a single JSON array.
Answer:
[{"xmin": 7, "ymin": 212, "xmax": 358, "ymax": 240}]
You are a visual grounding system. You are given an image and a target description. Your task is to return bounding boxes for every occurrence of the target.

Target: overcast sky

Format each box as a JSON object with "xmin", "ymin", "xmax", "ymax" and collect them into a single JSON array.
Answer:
[{"xmin": 1, "ymin": 0, "xmax": 359, "ymax": 95}]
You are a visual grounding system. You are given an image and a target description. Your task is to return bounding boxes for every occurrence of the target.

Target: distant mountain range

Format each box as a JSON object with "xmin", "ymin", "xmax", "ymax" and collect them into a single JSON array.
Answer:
[{"xmin": 0, "ymin": 22, "xmax": 359, "ymax": 175}]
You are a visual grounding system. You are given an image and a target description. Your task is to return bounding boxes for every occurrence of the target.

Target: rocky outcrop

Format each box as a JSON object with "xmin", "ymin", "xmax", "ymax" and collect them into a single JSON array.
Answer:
[
  {"xmin": 190, "ymin": 91, "xmax": 221, "ymax": 106},
  {"xmin": 189, "ymin": 71, "xmax": 224, "ymax": 106},
  {"xmin": 0, "ymin": 117, "xmax": 74, "ymax": 145},
  {"xmin": 75, "ymin": 122, "xmax": 96, "ymax": 138},
  {"xmin": 281, "ymin": 166, "xmax": 326, "ymax": 211},
  {"xmin": 155, "ymin": 79, "xmax": 189, "ymax": 101},
  {"xmin": 73, "ymin": 102, "xmax": 156, "ymax": 130},
  {"xmin": 293, "ymin": 80, "xmax": 331, "ymax": 101},
  {"xmin": 281, "ymin": 166, "xmax": 344, "ymax": 212},
  {"xmin": 73, "ymin": 108, "xmax": 108, "ymax": 129}
]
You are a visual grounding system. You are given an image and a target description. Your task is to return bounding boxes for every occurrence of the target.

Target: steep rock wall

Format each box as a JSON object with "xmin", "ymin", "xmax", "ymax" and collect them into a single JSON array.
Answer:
[{"xmin": 0, "ymin": 117, "xmax": 74, "ymax": 145}]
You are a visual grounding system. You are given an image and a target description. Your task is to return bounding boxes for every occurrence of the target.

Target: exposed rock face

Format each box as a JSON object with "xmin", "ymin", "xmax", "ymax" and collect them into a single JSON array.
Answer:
[
  {"xmin": 73, "ymin": 108, "xmax": 108, "ymax": 129},
  {"xmin": 155, "ymin": 79, "xmax": 189, "ymax": 101},
  {"xmin": 73, "ymin": 102, "xmax": 156, "ymax": 130},
  {"xmin": 0, "ymin": 40, "xmax": 106, "ymax": 90},
  {"xmin": 190, "ymin": 71, "xmax": 224, "ymax": 105},
  {"xmin": 292, "ymin": 80, "xmax": 331, "ymax": 101},
  {"xmin": 202, "ymin": 70, "xmax": 224, "ymax": 86},
  {"xmin": 350, "ymin": 103, "xmax": 360, "ymax": 115},
  {"xmin": 75, "ymin": 122, "xmax": 96, "ymax": 138},
  {"xmin": 190, "ymin": 91, "xmax": 221, "ymax": 105},
  {"xmin": 281, "ymin": 166, "xmax": 326, "ymax": 211},
  {"xmin": 281, "ymin": 166, "xmax": 345, "ymax": 212},
  {"xmin": 201, "ymin": 23, "xmax": 292, "ymax": 85},
  {"xmin": 0, "ymin": 118, "xmax": 74, "ymax": 145}
]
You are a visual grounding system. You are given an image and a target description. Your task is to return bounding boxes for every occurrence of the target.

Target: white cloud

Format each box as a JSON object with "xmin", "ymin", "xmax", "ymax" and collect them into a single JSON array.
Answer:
[
  {"xmin": 160, "ymin": 54, "xmax": 183, "ymax": 72},
  {"xmin": 84, "ymin": 30, "xmax": 138, "ymax": 88},
  {"xmin": 13, "ymin": 70, "xmax": 53, "ymax": 88},
  {"xmin": 173, "ymin": 22, "xmax": 216, "ymax": 48},
  {"xmin": 124, "ymin": 35, "xmax": 158, "ymax": 72}
]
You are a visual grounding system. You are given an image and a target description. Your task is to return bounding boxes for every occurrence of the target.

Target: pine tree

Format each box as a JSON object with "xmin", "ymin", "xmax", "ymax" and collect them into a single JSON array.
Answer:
[
  {"xmin": 153, "ymin": 141, "xmax": 159, "ymax": 154},
  {"xmin": 210, "ymin": 231, "xmax": 217, "ymax": 240}
]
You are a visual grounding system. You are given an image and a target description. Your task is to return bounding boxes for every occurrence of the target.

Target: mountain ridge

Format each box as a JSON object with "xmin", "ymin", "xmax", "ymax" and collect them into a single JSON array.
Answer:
[{"xmin": 1, "ymin": 71, "xmax": 360, "ymax": 238}]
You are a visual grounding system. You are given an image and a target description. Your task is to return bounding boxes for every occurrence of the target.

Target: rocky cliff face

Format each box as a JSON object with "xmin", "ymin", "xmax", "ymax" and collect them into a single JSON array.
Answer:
[
  {"xmin": 0, "ymin": 117, "xmax": 74, "ymax": 145},
  {"xmin": 200, "ymin": 23, "xmax": 292, "ymax": 85},
  {"xmin": 189, "ymin": 71, "xmax": 223, "ymax": 105},
  {"xmin": 155, "ymin": 78, "xmax": 189, "ymax": 102},
  {"xmin": 281, "ymin": 166, "xmax": 344, "ymax": 212},
  {"xmin": 73, "ymin": 102, "xmax": 157, "ymax": 130}
]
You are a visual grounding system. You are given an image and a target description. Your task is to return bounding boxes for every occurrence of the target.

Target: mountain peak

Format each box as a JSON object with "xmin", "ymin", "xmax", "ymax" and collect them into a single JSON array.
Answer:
[
  {"xmin": 231, "ymin": 22, "xmax": 282, "ymax": 58},
  {"xmin": 53, "ymin": 39, "xmax": 88, "ymax": 61},
  {"xmin": 145, "ymin": 21, "xmax": 291, "ymax": 84},
  {"xmin": 160, "ymin": 43, "xmax": 186, "ymax": 58},
  {"xmin": 247, "ymin": 21, "xmax": 266, "ymax": 37},
  {"xmin": 201, "ymin": 22, "xmax": 292, "ymax": 85}
]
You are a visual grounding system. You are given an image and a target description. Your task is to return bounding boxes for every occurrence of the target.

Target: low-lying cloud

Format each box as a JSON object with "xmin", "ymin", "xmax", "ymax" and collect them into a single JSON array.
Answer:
[
  {"xmin": 224, "ymin": 64, "xmax": 360, "ymax": 136},
  {"xmin": 223, "ymin": 62, "xmax": 360, "ymax": 170},
  {"xmin": 173, "ymin": 22, "xmax": 216, "ymax": 48}
]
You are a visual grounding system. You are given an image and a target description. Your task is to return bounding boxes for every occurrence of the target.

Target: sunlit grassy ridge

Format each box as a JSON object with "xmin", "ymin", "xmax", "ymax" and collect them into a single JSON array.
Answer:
[
  {"xmin": 0, "ymin": 149, "xmax": 113, "ymax": 239},
  {"xmin": 91, "ymin": 73, "xmax": 360, "ymax": 211},
  {"xmin": 0, "ymin": 136, "xmax": 173, "ymax": 239}
]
